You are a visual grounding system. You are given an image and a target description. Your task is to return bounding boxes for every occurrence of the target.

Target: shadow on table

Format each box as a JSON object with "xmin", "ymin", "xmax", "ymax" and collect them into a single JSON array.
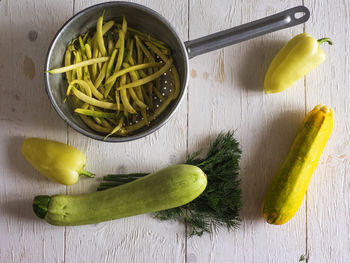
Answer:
[
  {"xmin": 237, "ymin": 39, "xmax": 286, "ymax": 93},
  {"xmin": 240, "ymin": 110, "xmax": 304, "ymax": 221},
  {"xmin": 1, "ymin": 198, "xmax": 38, "ymax": 223}
]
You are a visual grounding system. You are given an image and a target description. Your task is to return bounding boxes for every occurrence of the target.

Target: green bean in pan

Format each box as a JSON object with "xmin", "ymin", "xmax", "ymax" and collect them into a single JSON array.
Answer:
[
  {"xmin": 135, "ymin": 35, "xmax": 155, "ymax": 63},
  {"xmin": 82, "ymin": 31, "xmax": 89, "ymax": 43},
  {"xmin": 108, "ymin": 38, "xmax": 114, "ymax": 56},
  {"xmin": 117, "ymin": 58, "xmax": 173, "ymax": 91},
  {"xmin": 115, "ymin": 87, "xmax": 121, "ymax": 112},
  {"xmin": 106, "ymin": 62, "xmax": 161, "ymax": 87},
  {"xmin": 74, "ymin": 51, "xmax": 83, "ymax": 80},
  {"xmin": 89, "ymin": 106, "xmax": 103, "ymax": 125},
  {"xmin": 72, "ymin": 87, "xmax": 119, "ymax": 110},
  {"xmin": 64, "ymin": 44, "xmax": 75, "ymax": 83},
  {"xmin": 103, "ymin": 29, "xmax": 125, "ymax": 97},
  {"xmin": 145, "ymin": 41, "xmax": 180, "ymax": 99},
  {"xmin": 80, "ymin": 114, "xmax": 112, "ymax": 134},
  {"xmin": 66, "ymin": 80, "xmax": 92, "ymax": 98},
  {"xmin": 115, "ymin": 30, "xmax": 125, "ymax": 73},
  {"xmin": 106, "ymin": 49, "xmax": 118, "ymax": 79},
  {"xmin": 75, "ymin": 108, "xmax": 119, "ymax": 119},
  {"xmin": 124, "ymin": 60, "xmax": 143, "ymax": 102},
  {"xmin": 119, "ymin": 74, "xmax": 137, "ymax": 114},
  {"xmin": 153, "ymin": 85, "xmax": 165, "ymax": 101},
  {"xmin": 92, "ymin": 20, "xmax": 115, "ymax": 48},
  {"xmin": 81, "ymin": 56, "xmax": 91, "ymax": 81},
  {"xmin": 85, "ymin": 44, "xmax": 92, "ymax": 59},
  {"xmin": 94, "ymin": 62, "xmax": 108, "ymax": 89},
  {"xmin": 86, "ymin": 80, "xmax": 103, "ymax": 100},
  {"xmin": 146, "ymin": 68, "xmax": 154, "ymax": 108},
  {"xmin": 105, "ymin": 116, "xmax": 124, "ymax": 139},
  {"xmin": 84, "ymin": 44, "xmax": 93, "ymax": 77},
  {"xmin": 48, "ymin": 13, "xmax": 181, "ymax": 137},
  {"xmin": 119, "ymin": 95, "xmax": 174, "ymax": 136},
  {"xmin": 100, "ymin": 118, "xmax": 113, "ymax": 129},
  {"xmin": 127, "ymin": 86, "xmax": 147, "ymax": 109},
  {"xmin": 48, "ymin": 57, "xmax": 109, "ymax": 74},
  {"xmin": 136, "ymin": 40, "xmax": 143, "ymax": 65},
  {"xmin": 96, "ymin": 11, "xmax": 107, "ymax": 56},
  {"xmin": 78, "ymin": 36, "xmax": 86, "ymax": 56},
  {"xmin": 141, "ymin": 86, "xmax": 151, "ymax": 107},
  {"xmin": 126, "ymin": 26, "xmax": 170, "ymax": 51}
]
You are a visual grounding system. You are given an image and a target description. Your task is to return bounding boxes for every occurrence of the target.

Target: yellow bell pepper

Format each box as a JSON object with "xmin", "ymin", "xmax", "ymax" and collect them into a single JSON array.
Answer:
[
  {"xmin": 264, "ymin": 33, "xmax": 332, "ymax": 94},
  {"xmin": 21, "ymin": 138, "xmax": 94, "ymax": 185}
]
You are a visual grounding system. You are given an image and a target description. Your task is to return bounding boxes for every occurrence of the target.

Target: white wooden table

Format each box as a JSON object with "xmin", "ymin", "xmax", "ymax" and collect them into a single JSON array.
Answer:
[{"xmin": 1, "ymin": 0, "xmax": 349, "ymax": 262}]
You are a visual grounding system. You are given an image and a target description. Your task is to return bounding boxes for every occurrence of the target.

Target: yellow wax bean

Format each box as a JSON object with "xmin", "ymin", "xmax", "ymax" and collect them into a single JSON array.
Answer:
[
  {"xmin": 74, "ymin": 51, "xmax": 83, "ymax": 80},
  {"xmin": 94, "ymin": 62, "xmax": 108, "ymax": 89},
  {"xmin": 100, "ymin": 118, "xmax": 113, "ymax": 128},
  {"xmin": 108, "ymin": 39, "xmax": 114, "ymax": 56},
  {"xmin": 91, "ymin": 46, "xmax": 99, "ymax": 82},
  {"xmin": 145, "ymin": 41, "xmax": 180, "ymax": 99},
  {"xmin": 117, "ymin": 58, "xmax": 173, "ymax": 90},
  {"xmin": 66, "ymin": 80, "xmax": 92, "ymax": 98},
  {"xmin": 72, "ymin": 87, "xmax": 119, "ymax": 110},
  {"xmin": 127, "ymin": 26, "xmax": 168, "ymax": 49},
  {"xmin": 64, "ymin": 45, "xmax": 74, "ymax": 83},
  {"xmin": 135, "ymin": 35, "xmax": 155, "ymax": 62},
  {"xmin": 96, "ymin": 11, "xmax": 107, "ymax": 57},
  {"xmin": 84, "ymin": 44, "xmax": 93, "ymax": 79},
  {"xmin": 105, "ymin": 62, "xmax": 161, "ymax": 87},
  {"xmin": 119, "ymin": 95, "xmax": 173, "ymax": 136},
  {"xmin": 80, "ymin": 115, "xmax": 112, "ymax": 134},
  {"xmin": 48, "ymin": 57, "xmax": 109, "ymax": 74},
  {"xmin": 105, "ymin": 116, "xmax": 124, "ymax": 139},
  {"xmin": 86, "ymin": 80, "xmax": 103, "ymax": 100},
  {"xmin": 114, "ymin": 30, "xmax": 125, "ymax": 73},
  {"xmin": 119, "ymin": 74, "xmax": 136, "ymax": 114},
  {"xmin": 106, "ymin": 49, "xmax": 118, "ymax": 79}
]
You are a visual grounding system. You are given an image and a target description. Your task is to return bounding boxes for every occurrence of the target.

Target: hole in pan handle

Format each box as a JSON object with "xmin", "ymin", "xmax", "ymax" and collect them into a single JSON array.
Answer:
[{"xmin": 184, "ymin": 6, "xmax": 310, "ymax": 59}]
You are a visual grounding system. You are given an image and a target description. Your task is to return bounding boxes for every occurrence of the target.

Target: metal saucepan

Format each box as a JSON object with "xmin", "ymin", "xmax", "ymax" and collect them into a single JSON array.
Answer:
[{"xmin": 45, "ymin": 2, "xmax": 309, "ymax": 142}]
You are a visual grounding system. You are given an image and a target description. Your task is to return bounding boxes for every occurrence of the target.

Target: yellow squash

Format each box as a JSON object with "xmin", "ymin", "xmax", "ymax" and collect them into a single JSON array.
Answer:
[{"xmin": 262, "ymin": 105, "xmax": 333, "ymax": 225}]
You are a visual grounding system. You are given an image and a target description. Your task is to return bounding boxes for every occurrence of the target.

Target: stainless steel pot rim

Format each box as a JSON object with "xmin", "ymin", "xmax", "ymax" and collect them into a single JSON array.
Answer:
[{"xmin": 44, "ymin": 1, "xmax": 189, "ymax": 143}]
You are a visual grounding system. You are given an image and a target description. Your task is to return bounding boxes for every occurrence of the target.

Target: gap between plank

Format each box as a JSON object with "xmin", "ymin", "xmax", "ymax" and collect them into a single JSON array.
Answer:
[
  {"xmin": 302, "ymin": 0, "xmax": 309, "ymax": 262},
  {"xmin": 185, "ymin": 0, "xmax": 190, "ymax": 262}
]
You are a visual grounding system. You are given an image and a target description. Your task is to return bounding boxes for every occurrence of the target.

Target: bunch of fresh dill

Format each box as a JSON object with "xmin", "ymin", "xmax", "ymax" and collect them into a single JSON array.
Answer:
[{"xmin": 98, "ymin": 131, "xmax": 242, "ymax": 236}]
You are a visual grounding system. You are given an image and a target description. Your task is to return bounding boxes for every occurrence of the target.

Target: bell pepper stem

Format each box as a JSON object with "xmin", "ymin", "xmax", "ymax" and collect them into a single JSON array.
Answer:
[
  {"xmin": 79, "ymin": 168, "xmax": 95, "ymax": 178},
  {"xmin": 317, "ymin": 37, "xmax": 333, "ymax": 45}
]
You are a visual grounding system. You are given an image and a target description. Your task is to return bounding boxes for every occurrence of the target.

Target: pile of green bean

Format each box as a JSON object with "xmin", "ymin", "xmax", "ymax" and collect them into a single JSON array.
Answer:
[{"xmin": 49, "ymin": 12, "xmax": 180, "ymax": 139}]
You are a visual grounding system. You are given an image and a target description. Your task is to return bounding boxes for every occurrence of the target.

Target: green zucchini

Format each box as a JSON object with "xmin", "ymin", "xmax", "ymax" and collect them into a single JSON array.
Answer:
[{"xmin": 33, "ymin": 164, "xmax": 207, "ymax": 226}]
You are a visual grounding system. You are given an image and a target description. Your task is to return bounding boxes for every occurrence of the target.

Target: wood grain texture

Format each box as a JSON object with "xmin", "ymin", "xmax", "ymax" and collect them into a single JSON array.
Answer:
[
  {"xmin": 187, "ymin": 1, "xmax": 307, "ymax": 262},
  {"xmin": 1, "ymin": 0, "xmax": 349, "ymax": 262},
  {"xmin": 0, "ymin": 0, "xmax": 72, "ymax": 262},
  {"xmin": 305, "ymin": 0, "xmax": 350, "ymax": 262},
  {"xmin": 65, "ymin": 1, "xmax": 188, "ymax": 263}
]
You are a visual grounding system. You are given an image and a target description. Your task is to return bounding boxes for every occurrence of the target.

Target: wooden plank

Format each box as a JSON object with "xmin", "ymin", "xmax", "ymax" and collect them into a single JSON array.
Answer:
[
  {"xmin": 305, "ymin": 0, "xmax": 350, "ymax": 262},
  {"xmin": 187, "ymin": 1, "xmax": 307, "ymax": 262},
  {"xmin": 0, "ymin": 0, "xmax": 72, "ymax": 262},
  {"xmin": 65, "ymin": 1, "xmax": 188, "ymax": 263},
  {"xmin": 1, "ymin": 0, "xmax": 349, "ymax": 262}
]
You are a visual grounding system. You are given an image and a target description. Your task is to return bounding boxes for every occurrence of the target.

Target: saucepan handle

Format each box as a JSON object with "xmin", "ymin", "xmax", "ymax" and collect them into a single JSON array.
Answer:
[{"xmin": 184, "ymin": 6, "xmax": 310, "ymax": 59}]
